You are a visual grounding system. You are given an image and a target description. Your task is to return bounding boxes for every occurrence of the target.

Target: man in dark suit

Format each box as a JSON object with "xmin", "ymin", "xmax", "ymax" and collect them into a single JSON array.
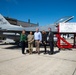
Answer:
[{"xmin": 48, "ymin": 27, "xmax": 54, "ymax": 55}]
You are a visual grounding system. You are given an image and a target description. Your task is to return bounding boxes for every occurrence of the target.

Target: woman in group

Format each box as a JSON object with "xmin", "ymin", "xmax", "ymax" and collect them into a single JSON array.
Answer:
[
  {"xmin": 42, "ymin": 30, "xmax": 47, "ymax": 54},
  {"xmin": 27, "ymin": 31, "xmax": 34, "ymax": 54},
  {"xmin": 20, "ymin": 30, "xmax": 27, "ymax": 54}
]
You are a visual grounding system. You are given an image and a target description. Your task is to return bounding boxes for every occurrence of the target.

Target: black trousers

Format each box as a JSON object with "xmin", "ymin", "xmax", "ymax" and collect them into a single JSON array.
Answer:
[
  {"xmin": 21, "ymin": 41, "xmax": 25, "ymax": 54},
  {"xmin": 49, "ymin": 41, "xmax": 54, "ymax": 54},
  {"xmin": 43, "ymin": 43, "xmax": 46, "ymax": 53}
]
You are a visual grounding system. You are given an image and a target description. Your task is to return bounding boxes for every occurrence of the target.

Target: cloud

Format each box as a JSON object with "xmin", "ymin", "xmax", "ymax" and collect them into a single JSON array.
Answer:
[
  {"xmin": 12, "ymin": 0, "xmax": 18, "ymax": 5},
  {"xmin": 6, "ymin": 0, "xmax": 18, "ymax": 5}
]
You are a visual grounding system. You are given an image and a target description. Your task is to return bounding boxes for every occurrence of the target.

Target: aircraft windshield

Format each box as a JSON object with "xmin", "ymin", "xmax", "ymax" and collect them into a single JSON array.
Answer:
[{"xmin": 54, "ymin": 16, "xmax": 74, "ymax": 25}]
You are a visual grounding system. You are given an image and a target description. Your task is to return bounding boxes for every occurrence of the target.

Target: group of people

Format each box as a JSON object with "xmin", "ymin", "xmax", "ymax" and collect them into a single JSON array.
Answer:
[{"xmin": 20, "ymin": 27, "xmax": 54, "ymax": 55}]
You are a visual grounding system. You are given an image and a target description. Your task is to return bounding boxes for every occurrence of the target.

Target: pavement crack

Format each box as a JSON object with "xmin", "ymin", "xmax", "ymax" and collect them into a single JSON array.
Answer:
[
  {"xmin": 72, "ymin": 68, "xmax": 76, "ymax": 75},
  {"xmin": 39, "ymin": 55, "xmax": 76, "ymax": 62},
  {"xmin": 0, "ymin": 55, "xmax": 28, "ymax": 63}
]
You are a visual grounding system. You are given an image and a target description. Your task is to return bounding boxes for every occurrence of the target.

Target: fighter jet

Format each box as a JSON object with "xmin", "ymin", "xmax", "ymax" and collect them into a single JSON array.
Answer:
[{"xmin": 0, "ymin": 14, "xmax": 74, "ymax": 44}]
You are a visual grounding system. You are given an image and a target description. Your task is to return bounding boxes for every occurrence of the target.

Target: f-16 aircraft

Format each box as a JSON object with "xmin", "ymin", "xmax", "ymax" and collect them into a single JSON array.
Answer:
[{"xmin": 0, "ymin": 14, "xmax": 74, "ymax": 44}]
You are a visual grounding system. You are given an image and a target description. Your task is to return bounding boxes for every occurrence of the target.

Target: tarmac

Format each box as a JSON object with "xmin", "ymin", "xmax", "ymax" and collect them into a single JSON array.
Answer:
[{"xmin": 0, "ymin": 44, "xmax": 76, "ymax": 75}]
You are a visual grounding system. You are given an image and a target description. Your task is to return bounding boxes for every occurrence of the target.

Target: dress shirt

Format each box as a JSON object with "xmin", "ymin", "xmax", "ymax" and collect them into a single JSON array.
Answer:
[{"xmin": 34, "ymin": 32, "xmax": 42, "ymax": 41}]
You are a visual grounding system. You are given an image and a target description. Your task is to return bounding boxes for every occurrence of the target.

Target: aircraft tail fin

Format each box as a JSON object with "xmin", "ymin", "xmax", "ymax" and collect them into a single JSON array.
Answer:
[{"xmin": 0, "ymin": 14, "xmax": 10, "ymax": 25}]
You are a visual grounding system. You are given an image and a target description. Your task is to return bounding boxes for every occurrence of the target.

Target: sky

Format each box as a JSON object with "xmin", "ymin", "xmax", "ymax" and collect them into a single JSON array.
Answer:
[{"xmin": 0, "ymin": 0, "xmax": 76, "ymax": 26}]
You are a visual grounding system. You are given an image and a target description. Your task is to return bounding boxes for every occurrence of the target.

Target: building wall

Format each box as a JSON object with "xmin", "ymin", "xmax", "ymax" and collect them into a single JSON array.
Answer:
[
  {"xmin": 5, "ymin": 17, "xmax": 39, "ymax": 27},
  {"xmin": 5, "ymin": 17, "xmax": 17, "ymax": 25},
  {"xmin": 17, "ymin": 20, "xmax": 38, "ymax": 27}
]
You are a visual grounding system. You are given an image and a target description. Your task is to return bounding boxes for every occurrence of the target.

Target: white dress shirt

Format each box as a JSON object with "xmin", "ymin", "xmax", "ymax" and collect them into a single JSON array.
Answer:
[{"xmin": 34, "ymin": 32, "xmax": 42, "ymax": 41}]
